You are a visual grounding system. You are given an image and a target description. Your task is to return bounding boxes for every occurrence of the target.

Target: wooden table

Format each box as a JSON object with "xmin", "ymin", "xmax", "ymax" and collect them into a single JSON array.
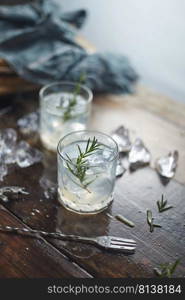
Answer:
[{"xmin": 0, "ymin": 85, "xmax": 185, "ymax": 278}]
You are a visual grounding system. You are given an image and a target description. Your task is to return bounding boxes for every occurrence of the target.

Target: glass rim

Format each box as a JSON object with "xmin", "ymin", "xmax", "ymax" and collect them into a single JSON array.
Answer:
[
  {"xmin": 57, "ymin": 130, "xmax": 119, "ymax": 166},
  {"xmin": 39, "ymin": 81, "xmax": 93, "ymax": 104}
]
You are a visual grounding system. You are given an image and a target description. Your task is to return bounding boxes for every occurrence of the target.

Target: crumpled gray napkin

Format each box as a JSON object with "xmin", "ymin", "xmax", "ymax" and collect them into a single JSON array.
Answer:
[{"xmin": 0, "ymin": 0, "xmax": 138, "ymax": 93}]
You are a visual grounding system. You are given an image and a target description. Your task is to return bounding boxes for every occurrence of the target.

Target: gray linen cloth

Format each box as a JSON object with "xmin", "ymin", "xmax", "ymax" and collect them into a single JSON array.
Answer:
[{"xmin": 0, "ymin": 0, "xmax": 138, "ymax": 93}]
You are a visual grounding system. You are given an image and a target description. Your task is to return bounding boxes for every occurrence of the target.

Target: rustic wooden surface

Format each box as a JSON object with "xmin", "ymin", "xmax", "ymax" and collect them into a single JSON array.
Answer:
[{"xmin": 0, "ymin": 85, "xmax": 185, "ymax": 278}]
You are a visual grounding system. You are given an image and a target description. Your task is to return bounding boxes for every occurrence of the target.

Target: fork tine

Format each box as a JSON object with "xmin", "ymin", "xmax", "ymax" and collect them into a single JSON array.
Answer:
[
  {"xmin": 110, "ymin": 237, "xmax": 136, "ymax": 245},
  {"xmin": 110, "ymin": 244, "xmax": 136, "ymax": 251},
  {"xmin": 110, "ymin": 240, "xmax": 136, "ymax": 247}
]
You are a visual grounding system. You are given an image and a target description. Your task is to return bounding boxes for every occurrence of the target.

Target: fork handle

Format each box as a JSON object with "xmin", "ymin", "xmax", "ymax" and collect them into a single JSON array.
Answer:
[{"xmin": 0, "ymin": 225, "xmax": 97, "ymax": 244}]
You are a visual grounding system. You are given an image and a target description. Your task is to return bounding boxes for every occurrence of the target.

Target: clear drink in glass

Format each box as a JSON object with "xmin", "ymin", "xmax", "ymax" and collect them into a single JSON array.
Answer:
[
  {"xmin": 57, "ymin": 130, "xmax": 118, "ymax": 214},
  {"xmin": 39, "ymin": 82, "xmax": 93, "ymax": 151}
]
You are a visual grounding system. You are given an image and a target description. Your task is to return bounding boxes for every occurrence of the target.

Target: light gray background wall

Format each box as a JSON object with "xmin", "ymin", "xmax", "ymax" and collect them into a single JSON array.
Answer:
[{"xmin": 59, "ymin": 0, "xmax": 185, "ymax": 103}]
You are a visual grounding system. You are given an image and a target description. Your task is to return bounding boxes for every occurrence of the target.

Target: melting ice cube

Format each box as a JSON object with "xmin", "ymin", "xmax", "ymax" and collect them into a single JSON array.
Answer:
[
  {"xmin": 17, "ymin": 111, "xmax": 39, "ymax": 135},
  {"xmin": 111, "ymin": 126, "xmax": 131, "ymax": 152},
  {"xmin": 129, "ymin": 138, "xmax": 151, "ymax": 170},
  {"xmin": 0, "ymin": 128, "xmax": 17, "ymax": 154},
  {"xmin": 0, "ymin": 128, "xmax": 17, "ymax": 164},
  {"xmin": 16, "ymin": 141, "xmax": 43, "ymax": 168},
  {"xmin": 0, "ymin": 162, "xmax": 8, "ymax": 181},
  {"xmin": 155, "ymin": 151, "xmax": 178, "ymax": 178},
  {"xmin": 102, "ymin": 148, "xmax": 115, "ymax": 161},
  {"xmin": 59, "ymin": 94, "xmax": 71, "ymax": 108}
]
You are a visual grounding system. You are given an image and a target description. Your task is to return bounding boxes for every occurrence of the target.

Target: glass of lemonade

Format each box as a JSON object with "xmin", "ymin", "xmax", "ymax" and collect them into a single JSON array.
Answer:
[
  {"xmin": 57, "ymin": 130, "xmax": 119, "ymax": 214},
  {"xmin": 39, "ymin": 81, "xmax": 93, "ymax": 151}
]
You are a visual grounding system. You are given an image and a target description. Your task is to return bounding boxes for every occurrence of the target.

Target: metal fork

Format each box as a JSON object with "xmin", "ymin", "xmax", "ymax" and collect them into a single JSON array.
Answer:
[{"xmin": 0, "ymin": 225, "xmax": 136, "ymax": 253}]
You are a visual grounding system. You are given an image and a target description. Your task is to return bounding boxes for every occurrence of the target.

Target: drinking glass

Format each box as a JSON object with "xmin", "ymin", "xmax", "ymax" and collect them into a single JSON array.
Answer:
[
  {"xmin": 57, "ymin": 130, "xmax": 119, "ymax": 214},
  {"xmin": 39, "ymin": 82, "xmax": 93, "ymax": 151}
]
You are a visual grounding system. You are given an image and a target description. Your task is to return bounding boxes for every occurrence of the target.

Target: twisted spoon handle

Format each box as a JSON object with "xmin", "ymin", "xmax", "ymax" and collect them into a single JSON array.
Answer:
[{"xmin": 0, "ymin": 225, "xmax": 96, "ymax": 243}]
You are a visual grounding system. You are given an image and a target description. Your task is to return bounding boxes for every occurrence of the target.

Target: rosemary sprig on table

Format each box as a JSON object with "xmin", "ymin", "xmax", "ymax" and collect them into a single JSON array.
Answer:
[
  {"xmin": 62, "ymin": 73, "xmax": 86, "ymax": 122},
  {"xmin": 157, "ymin": 194, "xmax": 173, "ymax": 213},
  {"xmin": 65, "ymin": 137, "xmax": 101, "ymax": 192},
  {"xmin": 154, "ymin": 259, "xmax": 180, "ymax": 278},
  {"xmin": 147, "ymin": 210, "xmax": 162, "ymax": 232},
  {"xmin": 115, "ymin": 214, "xmax": 135, "ymax": 228}
]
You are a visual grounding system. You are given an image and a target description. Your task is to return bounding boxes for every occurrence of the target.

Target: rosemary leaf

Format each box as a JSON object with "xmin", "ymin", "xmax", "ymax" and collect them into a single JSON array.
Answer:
[
  {"xmin": 149, "ymin": 222, "xmax": 154, "ymax": 233},
  {"xmin": 77, "ymin": 145, "xmax": 82, "ymax": 156},
  {"xmin": 115, "ymin": 214, "xmax": 135, "ymax": 228},
  {"xmin": 147, "ymin": 210, "xmax": 161, "ymax": 232},
  {"xmin": 170, "ymin": 259, "xmax": 180, "ymax": 275},
  {"xmin": 154, "ymin": 259, "xmax": 180, "ymax": 278},
  {"xmin": 154, "ymin": 268, "xmax": 162, "ymax": 276},
  {"xmin": 65, "ymin": 153, "xmax": 72, "ymax": 162},
  {"xmin": 157, "ymin": 194, "xmax": 173, "ymax": 213},
  {"xmin": 147, "ymin": 210, "xmax": 153, "ymax": 225},
  {"xmin": 85, "ymin": 138, "xmax": 90, "ymax": 152},
  {"xmin": 159, "ymin": 206, "xmax": 174, "ymax": 213},
  {"xmin": 153, "ymin": 224, "xmax": 162, "ymax": 228}
]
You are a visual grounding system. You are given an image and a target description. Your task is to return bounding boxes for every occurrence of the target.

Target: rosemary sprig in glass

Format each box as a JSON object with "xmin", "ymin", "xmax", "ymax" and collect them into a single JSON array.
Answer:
[
  {"xmin": 62, "ymin": 73, "xmax": 86, "ymax": 122},
  {"xmin": 154, "ymin": 259, "xmax": 180, "ymax": 278},
  {"xmin": 65, "ymin": 137, "xmax": 101, "ymax": 192},
  {"xmin": 147, "ymin": 210, "xmax": 162, "ymax": 232},
  {"xmin": 157, "ymin": 194, "xmax": 173, "ymax": 213}
]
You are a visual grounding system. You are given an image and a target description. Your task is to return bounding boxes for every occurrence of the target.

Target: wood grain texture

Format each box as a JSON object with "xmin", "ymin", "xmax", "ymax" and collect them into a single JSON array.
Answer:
[
  {"xmin": 117, "ymin": 85, "xmax": 185, "ymax": 129},
  {"xmin": 0, "ymin": 91, "xmax": 185, "ymax": 278},
  {"xmin": 0, "ymin": 77, "xmax": 38, "ymax": 95},
  {"xmin": 0, "ymin": 207, "xmax": 91, "ymax": 278},
  {"xmin": 1, "ymin": 161, "xmax": 184, "ymax": 278}
]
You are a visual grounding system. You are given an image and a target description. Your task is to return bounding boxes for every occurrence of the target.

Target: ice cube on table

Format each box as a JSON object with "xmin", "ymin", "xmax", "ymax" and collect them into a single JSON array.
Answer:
[
  {"xmin": 0, "ymin": 128, "xmax": 17, "ymax": 154},
  {"xmin": 0, "ymin": 128, "xmax": 17, "ymax": 165},
  {"xmin": 129, "ymin": 138, "xmax": 151, "ymax": 170},
  {"xmin": 0, "ymin": 162, "xmax": 8, "ymax": 181},
  {"xmin": 111, "ymin": 126, "xmax": 132, "ymax": 152},
  {"xmin": 3, "ymin": 152, "xmax": 16, "ymax": 164},
  {"xmin": 16, "ymin": 141, "xmax": 43, "ymax": 168},
  {"xmin": 0, "ymin": 186, "xmax": 29, "ymax": 202},
  {"xmin": 17, "ymin": 111, "xmax": 39, "ymax": 135},
  {"xmin": 155, "ymin": 151, "xmax": 178, "ymax": 178}
]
